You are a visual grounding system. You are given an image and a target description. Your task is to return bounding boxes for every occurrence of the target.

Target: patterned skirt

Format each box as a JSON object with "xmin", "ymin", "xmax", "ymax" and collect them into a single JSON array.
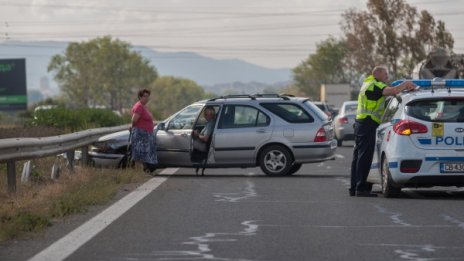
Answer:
[{"xmin": 130, "ymin": 127, "xmax": 158, "ymax": 165}]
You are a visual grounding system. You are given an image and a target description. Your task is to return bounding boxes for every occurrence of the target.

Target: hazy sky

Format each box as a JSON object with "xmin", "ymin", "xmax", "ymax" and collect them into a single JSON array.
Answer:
[{"xmin": 0, "ymin": 0, "xmax": 463, "ymax": 69}]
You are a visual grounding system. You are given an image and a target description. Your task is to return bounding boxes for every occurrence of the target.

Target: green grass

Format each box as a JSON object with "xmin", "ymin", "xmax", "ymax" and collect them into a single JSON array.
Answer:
[{"xmin": 0, "ymin": 159, "xmax": 147, "ymax": 242}]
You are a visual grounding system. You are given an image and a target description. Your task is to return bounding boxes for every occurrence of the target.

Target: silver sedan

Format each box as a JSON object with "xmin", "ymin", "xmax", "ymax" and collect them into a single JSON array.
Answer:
[{"xmin": 332, "ymin": 100, "xmax": 357, "ymax": 146}]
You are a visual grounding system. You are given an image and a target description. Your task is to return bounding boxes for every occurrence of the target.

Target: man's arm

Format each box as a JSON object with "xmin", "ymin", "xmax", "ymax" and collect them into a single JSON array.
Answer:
[{"xmin": 382, "ymin": 81, "xmax": 417, "ymax": 96}]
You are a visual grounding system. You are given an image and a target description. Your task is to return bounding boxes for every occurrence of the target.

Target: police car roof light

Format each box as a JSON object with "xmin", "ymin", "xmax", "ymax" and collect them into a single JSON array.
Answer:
[{"xmin": 391, "ymin": 79, "xmax": 464, "ymax": 89}]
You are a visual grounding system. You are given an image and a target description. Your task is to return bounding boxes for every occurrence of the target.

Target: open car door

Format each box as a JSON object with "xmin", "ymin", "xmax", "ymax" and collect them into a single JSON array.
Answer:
[
  {"xmin": 190, "ymin": 105, "xmax": 221, "ymax": 167},
  {"xmin": 156, "ymin": 104, "xmax": 203, "ymax": 167}
]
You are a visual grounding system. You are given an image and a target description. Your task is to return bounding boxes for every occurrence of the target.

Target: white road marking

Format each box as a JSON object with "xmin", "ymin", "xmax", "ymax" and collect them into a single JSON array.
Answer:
[
  {"xmin": 260, "ymin": 224, "xmax": 456, "ymax": 229},
  {"xmin": 214, "ymin": 181, "xmax": 257, "ymax": 202},
  {"xmin": 122, "ymin": 220, "xmax": 259, "ymax": 261},
  {"xmin": 441, "ymin": 214, "xmax": 464, "ymax": 230},
  {"xmin": 361, "ymin": 243, "xmax": 464, "ymax": 261},
  {"xmin": 28, "ymin": 168, "xmax": 178, "ymax": 261},
  {"xmin": 374, "ymin": 205, "xmax": 411, "ymax": 227},
  {"xmin": 335, "ymin": 154, "xmax": 345, "ymax": 159},
  {"xmin": 336, "ymin": 177, "xmax": 350, "ymax": 187}
]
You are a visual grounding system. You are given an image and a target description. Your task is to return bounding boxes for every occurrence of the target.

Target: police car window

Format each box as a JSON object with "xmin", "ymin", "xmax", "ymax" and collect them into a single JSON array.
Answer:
[
  {"xmin": 407, "ymin": 99, "xmax": 464, "ymax": 122},
  {"xmin": 382, "ymin": 97, "xmax": 400, "ymax": 123},
  {"xmin": 218, "ymin": 105, "xmax": 269, "ymax": 129},
  {"xmin": 261, "ymin": 103, "xmax": 314, "ymax": 123},
  {"xmin": 168, "ymin": 105, "xmax": 203, "ymax": 130}
]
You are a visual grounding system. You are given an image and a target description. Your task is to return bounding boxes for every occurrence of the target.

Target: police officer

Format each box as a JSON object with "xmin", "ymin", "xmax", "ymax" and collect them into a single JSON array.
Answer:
[{"xmin": 350, "ymin": 66, "xmax": 417, "ymax": 197}]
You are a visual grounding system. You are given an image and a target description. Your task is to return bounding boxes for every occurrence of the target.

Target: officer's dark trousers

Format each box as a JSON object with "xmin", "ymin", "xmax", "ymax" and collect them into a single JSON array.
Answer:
[{"xmin": 350, "ymin": 117, "xmax": 379, "ymax": 193}]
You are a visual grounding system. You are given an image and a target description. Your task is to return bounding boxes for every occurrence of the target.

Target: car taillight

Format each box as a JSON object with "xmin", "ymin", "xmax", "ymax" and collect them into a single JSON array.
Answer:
[
  {"xmin": 314, "ymin": 127, "xmax": 327, "ymax": 142},
  {"xmin": 393, "ymin": 120, "xmax": 428, "ymax": 136},
  {"xmin": 338, "ymin": 117, "xmax": 349, "ymax": 124}
]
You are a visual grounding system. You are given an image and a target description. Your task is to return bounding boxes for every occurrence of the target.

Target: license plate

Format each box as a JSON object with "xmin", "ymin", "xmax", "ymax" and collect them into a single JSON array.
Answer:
[{"xmin": 440, "ymin": 163, "xmax": 464, "ymax": 173}]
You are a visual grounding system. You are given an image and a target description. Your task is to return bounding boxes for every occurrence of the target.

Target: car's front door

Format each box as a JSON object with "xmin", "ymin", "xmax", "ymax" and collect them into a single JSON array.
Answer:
[
  {"xmin": 156, "ymin": 104, "xmax": 203, "ymax": 166},
  {"xmin": 369, "ymin": 97, "xmax": 400, "ymax": 183}
]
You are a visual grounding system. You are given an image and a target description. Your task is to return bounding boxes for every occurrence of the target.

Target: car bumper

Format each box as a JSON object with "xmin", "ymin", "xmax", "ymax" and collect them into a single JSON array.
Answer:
[
  {"xmin": 292, "ymin": 139, "xmax": 337, "ymax": 163},
  {"xmin": 335, "ymin": 125, "xmax": 355, "ymax": 140},
  {"xmin": 387, "ymin": 153, "xmax": 464, "ymax": 187},
  {"xmin": 89, "ymin": 151, "xmax": 125, "ymax": 168}
]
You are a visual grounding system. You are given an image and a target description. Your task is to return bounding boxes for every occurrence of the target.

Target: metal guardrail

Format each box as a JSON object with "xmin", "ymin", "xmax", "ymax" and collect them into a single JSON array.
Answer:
[{"xmin": 0, "ymin": 124, "xmax": 130, "ymax": 193}]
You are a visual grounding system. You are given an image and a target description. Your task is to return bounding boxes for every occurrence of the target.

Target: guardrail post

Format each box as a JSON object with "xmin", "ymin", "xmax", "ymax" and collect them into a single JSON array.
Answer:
[
  {"xmin": 7, "ymin": 160, "xmax": 16, "ymax": 193},
  {"xmin": 81, "ymin": 146, "xmax": 89, "ymax": 166},
  {"xmin": 66, "ymin": 150, "xmax": 74, "ymax": 171}
]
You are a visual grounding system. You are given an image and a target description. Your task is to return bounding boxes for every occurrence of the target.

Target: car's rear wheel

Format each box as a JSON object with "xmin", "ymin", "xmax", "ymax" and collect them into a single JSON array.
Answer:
[
  {"xmin": 259, "ymin": 145, "xmax": 292, "ymax": 176},
  {"xmin": 287, "ymin": 163, "xmax": 302, "ymax": 175},
  {"xmin": 381, "ymin": 156, "xmax": 401, "ymax": 198}
]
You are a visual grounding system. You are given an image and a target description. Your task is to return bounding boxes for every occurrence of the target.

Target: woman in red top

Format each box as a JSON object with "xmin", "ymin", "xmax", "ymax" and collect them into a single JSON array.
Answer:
[{"xmin": 130, "ymin": 89, "xmax": 157, "ymax": 174}]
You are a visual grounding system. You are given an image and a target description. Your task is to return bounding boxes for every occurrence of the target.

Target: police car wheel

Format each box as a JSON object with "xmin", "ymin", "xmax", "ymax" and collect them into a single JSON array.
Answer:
[
  {"xmin": 381, "ymin": 156, "xmax": 401, "ymax": 198},
  {"xmin": 259, "ymin": 145, "xmax": 292, "ymax": 176}
]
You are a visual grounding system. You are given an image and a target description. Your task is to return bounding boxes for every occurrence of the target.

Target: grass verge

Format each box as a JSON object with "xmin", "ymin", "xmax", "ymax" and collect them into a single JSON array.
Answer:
[{"xmin": 0, "ymin": 158, "xmax": 148, "ymax": 242}]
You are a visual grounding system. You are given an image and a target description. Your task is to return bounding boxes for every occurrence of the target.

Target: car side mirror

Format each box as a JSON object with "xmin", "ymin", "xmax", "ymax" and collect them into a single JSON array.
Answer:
[{"xmin": 157, "ymin": 122, "xmax": 166, "ymax": 131}]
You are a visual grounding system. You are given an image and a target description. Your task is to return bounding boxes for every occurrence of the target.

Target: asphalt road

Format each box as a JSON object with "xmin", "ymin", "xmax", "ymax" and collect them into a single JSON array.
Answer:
[{"xmin": 2, "ymin": 141, "xmax": 464, "ymax": 261}]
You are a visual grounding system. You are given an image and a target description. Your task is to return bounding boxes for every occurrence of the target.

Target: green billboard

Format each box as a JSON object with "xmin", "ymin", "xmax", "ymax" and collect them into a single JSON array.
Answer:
[{"xmin": 0, "ymin": 58, "xmax": 27, "ymax": 111}]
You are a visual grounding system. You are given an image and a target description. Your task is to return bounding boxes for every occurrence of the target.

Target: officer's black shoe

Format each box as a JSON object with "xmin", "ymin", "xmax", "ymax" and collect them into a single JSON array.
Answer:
[
  {"xmin": 349, "ymin": 189, "xmax": 355, "ymax": 196},
  {"xmin": 355, "ymin": 191, "xmax": 378, "ymax": 197}
]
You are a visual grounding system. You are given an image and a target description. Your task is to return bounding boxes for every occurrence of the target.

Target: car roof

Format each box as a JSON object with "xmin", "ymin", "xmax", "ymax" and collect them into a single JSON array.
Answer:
[
  {"xmin": 392, "ymin": 79, "xmax": 464, "ymax": 104},
  {"xmin": 204, "ymin": 94, "xmax": 309, "ymax": 105}
]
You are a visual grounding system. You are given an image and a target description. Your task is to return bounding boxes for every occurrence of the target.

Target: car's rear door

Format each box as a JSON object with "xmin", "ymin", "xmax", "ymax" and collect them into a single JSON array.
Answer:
[{"xmin": 213, "ymin": 104, "xmax": 272, "ymax": 165}]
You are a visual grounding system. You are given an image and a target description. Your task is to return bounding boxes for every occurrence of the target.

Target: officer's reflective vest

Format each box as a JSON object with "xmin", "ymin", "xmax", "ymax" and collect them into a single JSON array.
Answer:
[{"xmin": 356, "ymin": 75, "xmax": 387, "ymax": 124}]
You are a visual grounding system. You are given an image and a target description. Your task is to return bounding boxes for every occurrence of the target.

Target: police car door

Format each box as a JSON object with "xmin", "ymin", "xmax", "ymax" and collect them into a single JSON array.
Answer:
[{"xmin": 369, "ymin": 97, "xmax": 401, "ymax": 184}]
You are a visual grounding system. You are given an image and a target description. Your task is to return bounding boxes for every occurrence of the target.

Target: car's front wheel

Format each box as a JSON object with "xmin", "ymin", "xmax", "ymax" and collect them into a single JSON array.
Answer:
[
  {"xmin": 381, "ymin": 156, "xmax": 401, "ymax": 198},
  {"xmin": 259, "ymin": 145, "xmax": 292, "ymax": 176},
  {"xmin": 118, "ymin": 155, "xmax": 131, "ymax": 169}
]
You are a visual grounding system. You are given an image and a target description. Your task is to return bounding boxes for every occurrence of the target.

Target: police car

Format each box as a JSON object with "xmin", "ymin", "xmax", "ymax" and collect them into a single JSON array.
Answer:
[{"xmin": 368, "ymin": 78, "xmax": 464, "ymax": 197}]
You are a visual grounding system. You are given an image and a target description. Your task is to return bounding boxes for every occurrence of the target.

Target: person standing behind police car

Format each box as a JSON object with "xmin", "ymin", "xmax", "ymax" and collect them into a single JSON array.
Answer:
[
  {"xmin": 131, "ymin": 89, "xmax": 158, "ymax": 174},
  {"xmin": 350, "ymin": 66, "xmax": 417, "ymax": 197}
]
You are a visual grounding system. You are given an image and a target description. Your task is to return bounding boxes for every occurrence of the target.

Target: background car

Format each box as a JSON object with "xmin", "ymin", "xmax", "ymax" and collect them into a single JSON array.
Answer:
[
  {"xmin": 90, "ymin": 94, "xmax": 337, "ymax": 176},
  {"xmin": 368, "ymin": 79, "xmax": 464, "ymax": 197},
  {"xmin": 332, "ymin": 100, "xmax": 358, "ymax": 146},
  {"xmin": 313, "ymin": 101, "xmax": 333, "ymax": 119}
]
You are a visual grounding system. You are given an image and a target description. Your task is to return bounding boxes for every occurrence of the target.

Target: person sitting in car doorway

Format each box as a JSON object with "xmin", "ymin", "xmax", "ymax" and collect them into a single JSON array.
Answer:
[{"xmin": 192, "ymin": 106, "xmax": 216, "ymax": 153}]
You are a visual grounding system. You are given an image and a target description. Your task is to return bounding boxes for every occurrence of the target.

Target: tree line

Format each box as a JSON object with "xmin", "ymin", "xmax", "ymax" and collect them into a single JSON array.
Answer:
[
  {"xmin": 292, "ymin": 0, "xmax": 454, "ymax": 99},
  {"xmin": 48, "ymin": 0, "xmax": 455, "ymax": 116}
]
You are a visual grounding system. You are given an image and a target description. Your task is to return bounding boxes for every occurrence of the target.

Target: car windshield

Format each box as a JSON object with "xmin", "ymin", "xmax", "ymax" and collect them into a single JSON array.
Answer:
[{"xmin": 407, "ymin": 98, "xmax": 464, "ymax": 122}]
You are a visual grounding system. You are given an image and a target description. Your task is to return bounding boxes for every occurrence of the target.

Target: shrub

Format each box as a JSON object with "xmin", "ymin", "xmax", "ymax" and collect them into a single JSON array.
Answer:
[{"xmin": 32, "ymin": 107, "xmax": 125, "ymax": 131}]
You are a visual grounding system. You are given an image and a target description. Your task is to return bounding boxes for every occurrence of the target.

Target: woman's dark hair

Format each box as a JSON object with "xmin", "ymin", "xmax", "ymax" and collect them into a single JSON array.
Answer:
[{"xmin": 138, "ymin": 89, "xmax": 151, "ymax": 99}]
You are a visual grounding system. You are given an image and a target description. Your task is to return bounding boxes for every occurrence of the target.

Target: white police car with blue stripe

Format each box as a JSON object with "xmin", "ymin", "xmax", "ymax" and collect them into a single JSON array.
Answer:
[{"xmin": 368, "ymin": 78, "xmax": 464, "ymax": 197}]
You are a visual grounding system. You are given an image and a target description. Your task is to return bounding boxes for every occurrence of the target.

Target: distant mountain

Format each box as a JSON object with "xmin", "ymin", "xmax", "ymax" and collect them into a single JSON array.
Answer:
[{"xmin": 0, "ymin": 40, "xmax": 292, "ymax": 96}]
